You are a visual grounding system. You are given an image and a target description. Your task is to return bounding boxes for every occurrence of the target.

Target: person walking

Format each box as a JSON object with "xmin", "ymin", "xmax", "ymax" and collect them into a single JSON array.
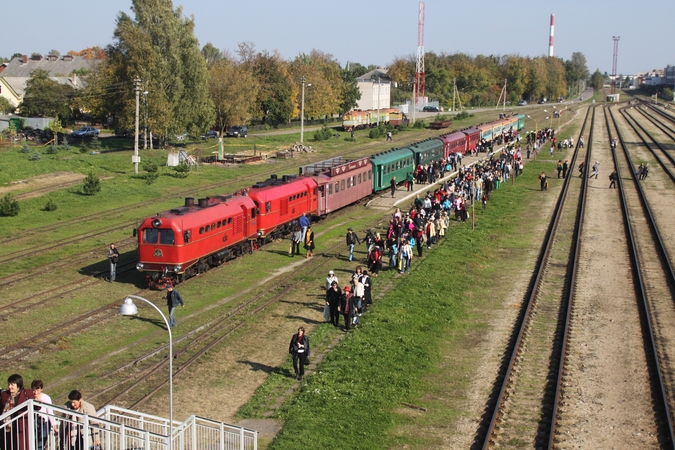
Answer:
[
  {"xmin": 345, "ymin": 228, "xmax": 361, "ymax": 262},
  {"xmin": 390, "ymin": 177, "xmax": 397, "ymax": 198},
  {"xmin": 326, "ymin": 281, "xmax": 342, "ymax": 327},
  {"xmin": 288, "ymin": 327, "xmax": 310, "ymax": 381},
  {"xmin": 108, "ymin": 243, "xmax": 119, "ymax": 282},
  {"xmin": 166, "ymin": 285, "xmax": 184, "ymax": 328},
  {"xmin": 590, "ymin": 161, "xmax": 599, "ymax": 179},
  {"xmin": 406, "ymin": 171, "xmax": 414, "ymax": 192},
  {"xmin": 609, "ymin": 170, "xmax": 618, "ymax": 188},
  {"xmin": 304, "ymin": 225, "xmax": 315, "ymax": 258},
  {"xmin": 339, "ymin": 286, "xmax": 355, "ymax": 331},
  {"xmin": 539, "ymin": 172, "xmax": 548, "ymax": 191},
  {"xmin": 556, "ymin": 160, "xmax": 563, "ymax": 178},
  {"xmin": 62, "ymin": 390, "xmax": 99, "ymax": 450},
  {"xmin": 31, "ymin": 380, "xmax": 57, "ymax": 450},
  {"xmin": 325, "ymin": 270, "xmax": 339, "ymax": 291},
  {"xmin": 562, "ymin": 160, "xmax": 569, "ymax": 178},
  {"xmin": 386, "ymin": 131, "xmax": 393, "ymax": 142}
]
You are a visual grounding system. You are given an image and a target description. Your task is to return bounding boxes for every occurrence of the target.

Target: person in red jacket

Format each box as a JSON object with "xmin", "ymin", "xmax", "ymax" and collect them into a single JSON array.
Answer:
[{"xmin": 0, "ymin": 374, "xmax": 35, "ymax": 450}]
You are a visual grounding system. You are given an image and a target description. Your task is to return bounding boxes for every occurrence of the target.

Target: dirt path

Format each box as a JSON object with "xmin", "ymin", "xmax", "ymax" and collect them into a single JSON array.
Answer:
[{"xmin": 0, "ymin": 172, "xmax": 85, "ymax": 200}]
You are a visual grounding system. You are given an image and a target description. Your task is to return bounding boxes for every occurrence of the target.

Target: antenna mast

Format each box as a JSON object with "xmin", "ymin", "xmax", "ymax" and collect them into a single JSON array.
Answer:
[{"xmin": 414, "ymin": 2, "xmax": 425, "ymax": 109}]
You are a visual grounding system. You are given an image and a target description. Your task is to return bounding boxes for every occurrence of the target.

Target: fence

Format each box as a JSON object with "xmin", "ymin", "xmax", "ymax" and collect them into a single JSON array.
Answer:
[{"xmin": 0, "ymin": 401, "xmax": 256, "ymax": 450}]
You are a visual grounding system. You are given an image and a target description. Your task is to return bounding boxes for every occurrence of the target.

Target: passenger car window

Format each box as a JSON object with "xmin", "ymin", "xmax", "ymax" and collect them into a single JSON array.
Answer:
[{"xmin": 341, "ymin": 180, "xmax": 345, "ymax": 190}]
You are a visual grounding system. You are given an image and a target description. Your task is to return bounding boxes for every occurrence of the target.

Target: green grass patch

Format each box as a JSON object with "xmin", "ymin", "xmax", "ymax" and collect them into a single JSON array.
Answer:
[{"xmin": 237, "ymin": 158, "xmax": 557, "ymax": 449}]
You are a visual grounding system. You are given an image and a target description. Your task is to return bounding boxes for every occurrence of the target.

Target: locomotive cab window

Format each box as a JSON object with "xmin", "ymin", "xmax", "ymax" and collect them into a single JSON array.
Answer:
[
  {"xmin": 143, "ymin": 228, "xmax": 159, "ymax": 243},
  {"xmin": 159, "ymin": 229, "xmax": 175, "ymax": 245},
  {"xmin": 265, "ymin": 202, "xmax": 271, "ymax": 213},
  {"xmin": 228, "ymin": 217, "xmax": 233, "ymax": 224}
]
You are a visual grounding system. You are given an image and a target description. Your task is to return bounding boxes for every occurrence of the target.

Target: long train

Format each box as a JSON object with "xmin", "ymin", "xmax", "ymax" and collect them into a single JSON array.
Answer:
[{"xmin": 135, "ymin": 114, "xmax": 525, "ymax": 288}]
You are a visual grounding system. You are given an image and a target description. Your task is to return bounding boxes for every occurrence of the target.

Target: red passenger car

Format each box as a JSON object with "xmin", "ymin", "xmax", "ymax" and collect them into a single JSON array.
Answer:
[
  {"xmin": 439, "ymin": 131, "xmax": 467, "ymax": 159},
  {"xmin": 300, "ymin": 157, "xmax": 372, "ymax": 216},
  {"xmin": 247, "ymin": 174, "xmax": 319, "ymax": 241},
  {"xmin": 137, "ymin": 195, "xmax": 258, "ymax": 288},
  {"xmin": 461, "ymin": 128, "xmax": 481, "ymax": 152}
]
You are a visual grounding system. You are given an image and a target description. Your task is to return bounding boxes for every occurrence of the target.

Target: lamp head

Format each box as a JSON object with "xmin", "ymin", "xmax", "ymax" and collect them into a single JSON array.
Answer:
[{"xmin": 119, "ymin": 298, "xmax": 139, "ymax": 316}]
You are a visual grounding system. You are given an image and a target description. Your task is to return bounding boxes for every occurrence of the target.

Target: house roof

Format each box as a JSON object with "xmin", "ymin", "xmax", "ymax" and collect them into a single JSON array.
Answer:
[
  {"xmin": 356, "ymin": 68, "xmax": 390, "ymax": 82},
  {"xmin": 1, "ymin": 54, "xmax": 98, "ymax": 78}
]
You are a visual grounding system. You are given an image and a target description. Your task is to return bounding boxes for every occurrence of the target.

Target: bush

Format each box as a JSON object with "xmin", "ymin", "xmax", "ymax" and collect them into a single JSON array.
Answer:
[
  {"xmin": 413, "ymin": 119, "xmax": 426, "ymax": 129},
  {"xmin": 90, "ymin": 135, "xmax": 102, "ymax": 151},
  {"xmin": 19, "ymin": 144, "xmax": 30, "ymax": 154},
  {"xmin": 81, "ymin": 171, "xmax": 101, "ymax": 195},
  {"xmin": 79, "ymin": 143, "xmax": 89, "ymax": 154},
  {"xmin": 172, "ymin": 163, "xmax": 190, "ymax": 178},
  {"xmin": 454, "ymin": 110, "xmax": 474, "ymax": 120},
  {"xmin": 143, "ymin": 161, "xmax": 159, "ymax": 173},
  {"xmin": 46, "ymin": 144, "xmax": 58, "ymax": 155},
  {"xmin": 60, "ymin": 136, "xmax": 70, "ymax": 151},
  {"xmin": 29, "ymin": 150, "xmax": 42, "ymax": 161},
  {"xmin": 43, "ymin": 199, "xmax": 58, "ymax": 211},
  {"xmin": 343, "ymin": 137, "xmax": 356, "ymax": 142},
  {"xmin": 0, "ymin": 193, "xmax": 20, "ymax": 216},
  {"xmin": 313, "ymin": 126, "xmax": 333, "ymax": 141}
]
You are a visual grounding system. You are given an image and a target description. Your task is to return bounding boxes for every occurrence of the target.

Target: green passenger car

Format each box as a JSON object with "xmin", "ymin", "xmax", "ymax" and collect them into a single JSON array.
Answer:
[
  {"xmin": 407, "ymin": 138, "xmax": 444, "ymax": 167},
  {"xmin": 517, "ymin": 114, "xmax": 526, "ymax": 130},
  {"xmin": 370, "ymin": 148, "xmax": 415, "ymax": 192}
]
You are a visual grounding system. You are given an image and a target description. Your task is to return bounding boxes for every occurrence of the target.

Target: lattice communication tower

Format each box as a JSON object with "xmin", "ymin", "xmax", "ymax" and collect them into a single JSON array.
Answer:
[
  {"xmin": 414, "ymin": 2, "xmax": 425, "ymax": 107},
  {"xmin": 611, "ymin": 36, "xmax": 620, "ymax": 94}
]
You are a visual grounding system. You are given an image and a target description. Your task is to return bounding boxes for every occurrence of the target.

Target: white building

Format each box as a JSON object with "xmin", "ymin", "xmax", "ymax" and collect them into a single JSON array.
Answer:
[{"xmin": 355, "ymin": 69, "xmax": 391, "ymax": 111}]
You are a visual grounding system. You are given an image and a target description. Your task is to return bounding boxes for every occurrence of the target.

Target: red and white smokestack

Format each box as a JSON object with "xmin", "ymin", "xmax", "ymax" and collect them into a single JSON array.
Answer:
[{"xmin": 548, "ymin": 14, "xmax": 555, "ymax": 57}]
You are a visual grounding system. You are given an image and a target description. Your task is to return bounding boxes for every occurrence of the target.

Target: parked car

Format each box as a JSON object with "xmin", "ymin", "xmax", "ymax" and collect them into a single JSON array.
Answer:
[
  {"xmin": 422, "ymin": 106, "xmax": 440, "ymax": 112},
  {"xmin": 201, "ymin": 130, "xmax": 219, "ymax": 140},
  {"xmin": 115, "ymin": 129, "xmax": 133, "ymax": 138},
  {"xmin": 72, "ymin": 126, "xmax": 100, "ymax": 137},
  {"xmin": 538, "ymin": 99, "xmax": 547, "ymax": 104},
  {"xmin": 518, "ymin": 100, "xmax": 528, "ymax": 106},
  {"xmin": 226, "ymin": 125, "xmax": 248, "ymax": 138}
]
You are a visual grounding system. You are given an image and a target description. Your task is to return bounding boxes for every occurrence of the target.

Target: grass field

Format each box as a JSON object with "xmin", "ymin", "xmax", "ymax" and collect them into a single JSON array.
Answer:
[{"xmin": 0, "ymin": 104, "xmax": 587, "ymax": 448}]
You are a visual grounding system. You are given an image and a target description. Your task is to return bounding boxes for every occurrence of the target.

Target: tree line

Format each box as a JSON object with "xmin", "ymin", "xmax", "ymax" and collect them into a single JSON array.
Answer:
[{"xmin": 5, "ymin": 0, "xmax": 594, "ymax": 143}]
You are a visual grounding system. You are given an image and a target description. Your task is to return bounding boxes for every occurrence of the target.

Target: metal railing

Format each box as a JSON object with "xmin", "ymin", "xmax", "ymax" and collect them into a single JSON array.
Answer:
[{"xmin": 0, "ymin": 401, "xmax": 256, "ymax": 450}]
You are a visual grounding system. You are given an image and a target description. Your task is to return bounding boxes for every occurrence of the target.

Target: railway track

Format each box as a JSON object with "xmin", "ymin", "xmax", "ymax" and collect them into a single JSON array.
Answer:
[{"xmin": 478, "ymin": 106, "xmax": 592, "ymax": 448}]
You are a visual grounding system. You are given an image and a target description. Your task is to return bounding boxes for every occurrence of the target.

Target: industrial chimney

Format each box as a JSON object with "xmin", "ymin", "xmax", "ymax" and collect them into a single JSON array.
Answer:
[{"xmin": 548, "ymin": 14, "xmax": 555, "ymax": 57}]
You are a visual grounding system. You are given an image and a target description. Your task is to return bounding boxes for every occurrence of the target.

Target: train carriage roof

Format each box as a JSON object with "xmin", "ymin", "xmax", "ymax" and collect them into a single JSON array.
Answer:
[
  {"xmin": 247, "ymin": 175, "xmax": 316, "ymax": 203},
  {"xmin": 439, "ymin": 131, "xmax": 466, "ymax": 144},
  {"xmin": 407, "ymin": 137, "xmax": 444, "ymax": 153},
  {"xmin": 369, "ymin": 148, "xmax": 414, "ymax": 165}
]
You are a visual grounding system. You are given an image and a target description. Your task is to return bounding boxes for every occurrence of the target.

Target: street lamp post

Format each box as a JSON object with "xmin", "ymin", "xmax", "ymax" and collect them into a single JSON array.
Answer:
[
  {"xmin": 119, "ymin": 296, "xmax": 173, "ymax": 445},
  {"xmin": 133, "ymin": 78, "xmax": 141, "ymax": 174},
  {"xmin": 300, "ymin": 77, "xmax": 311, "ymax": 144}
]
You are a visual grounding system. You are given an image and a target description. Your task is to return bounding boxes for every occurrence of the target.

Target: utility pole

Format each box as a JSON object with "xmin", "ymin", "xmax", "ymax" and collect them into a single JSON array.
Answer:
[
  {"xmin": 376, "ymin": 76, "xmax": 381, "ymax": 126},
  {"xmin": 133, "ymin": 78, "xmax": 141, "ymax": 174},
  {"xmin": 452, "ymin": 77, "xmax": 456, "ymax": 112},
  {"xmin": 611, "ymin": 36, "xmax": 620, "ymax": 95}
]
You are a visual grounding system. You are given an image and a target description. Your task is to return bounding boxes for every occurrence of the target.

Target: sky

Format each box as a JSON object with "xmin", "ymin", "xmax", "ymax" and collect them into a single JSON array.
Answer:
[{"xmin": 2, "ymin": 0, "xmax": 672, "ymax": 76}]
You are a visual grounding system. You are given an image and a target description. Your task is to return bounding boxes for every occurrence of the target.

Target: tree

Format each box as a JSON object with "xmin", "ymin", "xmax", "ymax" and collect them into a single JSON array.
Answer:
[
  {"xmin": 288, "ymin": 50, "xmax": 343, "ymax": 119},
  {"xmin": 250, "ymin": 50, "xmax": 294, "ymax": 126},
  {"xmin": 590, "ymin": 69, "xmax": 604, "ymax": 90},
  {"xmin": 48, "ymin": 49, "xmax": 60, "ymax": 57},
  {"xmin": 201, "ymin": 42, "xmax": 223, "ymax": 66},
  {"xmin": 0, "ymin": 97, "xmax": 14, "ymax": 114},
  {"xmin": 20, "ymin": 69, "xmax": 74, "ymax": 121},
  {"xmin": 339, "ymin": 67, "xmax": 361, "ymax": 114},
  {"xmin": 529, "ymin": 57, "xmax": 549, "ymax": 100},
  {"xmin": 0, "ymin": 193, "xmax": 20, "ymax": 217},
  {"xmin": 81, "ymin": 172, "xmax": 101, "ymax": 195},
  {"xmin": 102, "ymin": 0, "xmax": 215, "ymax": 141},
  {"xmin": 209, "ymin": 58, "xmax": 259, "ymax": 132}
]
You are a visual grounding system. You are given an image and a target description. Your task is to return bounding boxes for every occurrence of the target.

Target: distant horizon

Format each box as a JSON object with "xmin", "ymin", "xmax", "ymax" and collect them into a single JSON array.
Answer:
[{"xmin": 2, "ymin": 0, "xmax": 672, "ymax": 77}]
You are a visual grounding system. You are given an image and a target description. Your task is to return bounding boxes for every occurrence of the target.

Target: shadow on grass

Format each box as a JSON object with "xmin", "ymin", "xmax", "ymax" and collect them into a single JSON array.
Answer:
[
  {"xmin": 285, "ymin": 315, "xmax": 323, "ymax": 325},
  {"xmin": 122, "ymin": 315, "xmax": 167, "ymax": 330},
  {"xmin": 238, "ymin": 360, "xmax": 290, "ymax": 377}
]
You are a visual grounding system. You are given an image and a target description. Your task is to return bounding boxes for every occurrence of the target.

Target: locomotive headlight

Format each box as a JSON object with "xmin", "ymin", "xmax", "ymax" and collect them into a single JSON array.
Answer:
[
  {"xmin": 152, "ymin": 218, "xmax": 162, "ymax": 228},
  {"xmin": 174, "ymin": 265, "xmax": 182, "ymax": 273},
  {"xmin": 136, "ymin": 263, "xmax": 144, "ymax": 271},
  {"xmin": 258, "ymin": 231, "xmax": 263, "ymax": 236}
]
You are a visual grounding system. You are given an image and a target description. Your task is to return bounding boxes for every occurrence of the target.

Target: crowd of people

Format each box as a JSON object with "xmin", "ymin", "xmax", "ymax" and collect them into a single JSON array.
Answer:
[{"xmin": 0, "ymin": 374, "xmax": 99, "ymax": 450}]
